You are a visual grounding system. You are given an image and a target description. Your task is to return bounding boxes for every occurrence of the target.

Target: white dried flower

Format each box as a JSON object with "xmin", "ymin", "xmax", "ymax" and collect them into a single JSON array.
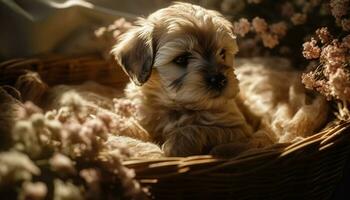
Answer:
[
  {"xmin": 53, "ymin": 179, "xmax": 83, "ymax": 200},
  {"xmin": 49, "ymin": 153, "xmax": 76, "ymax": 174},
  {"xmin": 0, "ymin": 151, "xmax": 40, "ymax": 186},
  {"xmin": 19, "ymin": 182, "xmax": 47, "ymax": 200}
]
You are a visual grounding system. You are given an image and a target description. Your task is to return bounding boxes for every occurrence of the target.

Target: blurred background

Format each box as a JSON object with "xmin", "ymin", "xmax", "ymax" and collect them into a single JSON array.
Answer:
[
  {"xmin": 0, "ymin": 0, "xmax": 340, "ymax": 66},
  {"xmin": 0, "ymin": 0, "xmax": 193, "ymax": 61}
]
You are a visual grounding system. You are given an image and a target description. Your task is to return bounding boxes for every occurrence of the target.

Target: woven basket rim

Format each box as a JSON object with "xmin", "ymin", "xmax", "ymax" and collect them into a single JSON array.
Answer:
[
  {"xmin": 1, "ymin": 54, "xmax": 350, "ymax": 185},
  {"xmin": 122, "ymin": 121, "xmax": 350, "ymax": 178}
]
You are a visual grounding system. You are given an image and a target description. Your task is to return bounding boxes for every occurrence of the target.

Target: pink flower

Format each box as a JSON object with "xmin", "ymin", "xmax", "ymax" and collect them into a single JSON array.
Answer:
[
  {"xmin": 321, "ymin": 41, "xmax": 347, "ymax": 69},
  {"xmin": 95, "ymin": 18, "xmax": 132, "ymax": 41},
  {"xmin": 261, "ymin": 33, "xmax": 279, "ymax": 48},
  {"xmin": 316, "ymin": 27, "xmax": 331, "ymax": 44},
  {"xmin": 315, "ymin": 80, "xmax": 333, "ymax": 100},
  {"xmin": 329, "ymin": 68, "xmax": 350, "ymax": 100},
  {"xmin": 301, "ymin": 72, "xmax": 317, "ymax": 90},
  {"xmin": 233, "ymin": 18, "xmax": 251, "ymax": 37},
  {"xmin": 302, "ymin": 38, "xmax": 321, "ymax": 59},
  {"xmin": 330, "ymin": 0, "xmax": 349, "ymax": 18},
  {"xmin": 252, "ymin": 17, "xmax": 268, "ymax": 33},
  {"xmin": 270, "ymin": 22, "xmax": 288, "ymax": 37}
]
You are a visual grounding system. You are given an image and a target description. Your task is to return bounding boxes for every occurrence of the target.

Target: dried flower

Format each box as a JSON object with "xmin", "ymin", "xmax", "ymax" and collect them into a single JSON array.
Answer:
[
  {"xmin": 18, "ymin": 101, "xmax": 43, "ymax": 119},
  {"xmin": 316, "ymin": 27, "xmax": 332, "ymax": 44},
  {"xmin": 6, "ymin": 85, "xmax": 157, "ymax": 197},
  {"xmin": 94, "ymin": 18, "xmax": 132, "ymax": 42},
  {"xmin": 329, "ymin": 68, "xmax": 350, "ymax": 100},
  {"xmin": 341, "ymin": 18, "xmax": 350, "ymax": 31},
  {"xmin": 109, "ymin": 18, "xmax": 133, "ymax": 38},
  {"xmin": 252, "ymin": 17, "xmax": 268, "ymax": 33},
  {"xmin": 60, "ymin": 92, "xmax": 87, "ymax": 116},
  {"xmin": 49, "ymin": 153, "xmax": 76, "ymax": 174},
  {"xmin": 321, "ymin": 41, "xmax": 347, "ymax": 69},
  {"xmin": 53, "ymin": 179, "xmax": 83, "ymax": 200},
  {"xmin": 94, "ymin": 18, "xmax": 133, "ymax": 59},
  {"xmin": 19, "ymin": 182, "xmax": 47, "ymax": 200},
  {"xmin": 342, "ymin": 34, "xmax": 350, "ymax": 49},
  {"xmin": 12, "ymin": 120, "xmax": 44, "ymax": 159},
  {"xmin": 302, "ymin": 26, "xmax": 350, "ymax": 120},
  {"xmin": 79, "ymin": 169, "xmax": 102, "ymax": 199},
  {"xmin": 303, "ymin": 38, "xmax": 321, "ymax": 59},
  {"xmin": 261, "ymin": 33, "xmax": 279, "ymax": 48},
  {"xmin": 270, "ymin": 22, "xmax": 288, "ymax": 37},
  {"xmin": 80, "ymin": 169, "xmax": 101, "ymax": 188},
  {"xmin": 233, "ymin": 18, "xmax": 251, "ymax": 37},
  {"xmin": 301, "ymin": 72, "xmax": 317, "ymax": 90},
  {"xmin": 330, "ymin": 0, "xmax": 349, "ymax": 18},
  {"xmin": 0, "ymin": 151, "xmax": 40, "ymax": 186},
  {"xmin": 99, "ymin": 150, "xmax": 147, "ymax": 199},
  {"xmin": 113, "ymin": 98, "xmax": 137, "ymax": 117},
  {"xmin": 291, "ymin": 13, "xmax": 307, "ymax": 25}
]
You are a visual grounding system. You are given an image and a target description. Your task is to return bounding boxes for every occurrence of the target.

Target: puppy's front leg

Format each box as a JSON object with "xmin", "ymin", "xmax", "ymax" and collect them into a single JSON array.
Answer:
[{"xmin": 162, "ymin": 125, "xmax": 251, "ymax": 156}]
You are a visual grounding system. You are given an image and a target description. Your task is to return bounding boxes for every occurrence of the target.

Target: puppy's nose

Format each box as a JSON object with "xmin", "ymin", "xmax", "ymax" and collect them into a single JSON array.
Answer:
[{"xmin": 206, "ymin": 73, "xmax": 227, "ymax": 89}]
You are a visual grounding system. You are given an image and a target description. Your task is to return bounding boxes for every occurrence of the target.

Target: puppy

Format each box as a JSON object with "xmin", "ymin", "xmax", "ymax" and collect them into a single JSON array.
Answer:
[{"xmin": 111, "ymin": 2, "xmax": 256, "ymax": 156}]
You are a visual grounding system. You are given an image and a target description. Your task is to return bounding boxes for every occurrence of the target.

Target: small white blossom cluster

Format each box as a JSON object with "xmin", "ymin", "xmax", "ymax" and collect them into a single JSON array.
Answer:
[
  {"xmin": 302, "ymin": 28, "xmax": 350, "ymax": 120},
  {"xmin": 0, "ymin": 92, "xmax": 149, "ymax": 199}
]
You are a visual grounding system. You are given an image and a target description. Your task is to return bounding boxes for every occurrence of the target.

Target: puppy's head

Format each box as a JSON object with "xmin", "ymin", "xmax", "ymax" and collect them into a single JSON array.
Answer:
[{"xmin": 112, "ymin": 2, "xmax": 239, "ymax": 110}]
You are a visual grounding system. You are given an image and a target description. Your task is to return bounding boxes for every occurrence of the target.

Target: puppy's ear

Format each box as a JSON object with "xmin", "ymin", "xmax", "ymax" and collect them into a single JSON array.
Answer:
[{"xmin": 111, "ymin": 20, "xmax": 154, "ymax": 86}]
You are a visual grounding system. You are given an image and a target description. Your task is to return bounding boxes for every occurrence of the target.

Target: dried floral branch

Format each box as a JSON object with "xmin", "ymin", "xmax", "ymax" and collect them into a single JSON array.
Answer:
[
  {"xmin": 0, "ymin": 91, "xmax": 151, "ymax": 199},
  {"xmin": 302, "ymin": 31, "xmax": 350, "ymax": 120}
]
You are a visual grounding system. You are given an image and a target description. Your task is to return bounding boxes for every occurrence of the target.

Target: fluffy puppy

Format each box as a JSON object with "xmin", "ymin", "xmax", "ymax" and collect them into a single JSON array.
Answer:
[{"xmin": 112, "ymin": 2, "xmax": 256, "ymax": 156}]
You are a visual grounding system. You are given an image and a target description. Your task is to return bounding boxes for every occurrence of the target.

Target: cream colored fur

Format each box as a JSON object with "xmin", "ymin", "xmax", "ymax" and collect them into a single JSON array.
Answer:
[
  {"xmin": 125, "ymin": 81, "xmax": 253, "ymax": 156},
  {"xmin": 235, "ymin": 57, "xmax": 329, "ymax": 143},
  {"xmin": 112, "ymin": 3, "xmax": 261, "ymax": 156},
  {"xmin": 111, "ymin": 3, "xmax": 329, "ymax": 156}
]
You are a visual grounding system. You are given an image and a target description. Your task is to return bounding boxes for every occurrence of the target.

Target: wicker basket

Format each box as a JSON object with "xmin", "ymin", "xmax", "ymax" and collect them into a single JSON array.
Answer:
[{"xmin": 1, "ymin": 55, "xmax": 350, "ymax": 200}]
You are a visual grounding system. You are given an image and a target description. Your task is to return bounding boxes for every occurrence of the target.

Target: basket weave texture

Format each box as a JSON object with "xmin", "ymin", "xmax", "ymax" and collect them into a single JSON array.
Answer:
[{"xmin": 1, "ymin": 55, "xmax": 350, "ymax": 200}]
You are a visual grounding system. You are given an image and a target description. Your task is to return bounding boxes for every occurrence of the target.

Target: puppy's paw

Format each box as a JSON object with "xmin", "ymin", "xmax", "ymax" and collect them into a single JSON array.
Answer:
[{"xmin": 162, "ymin": 126, "xmax": 204, "ymax": 157}]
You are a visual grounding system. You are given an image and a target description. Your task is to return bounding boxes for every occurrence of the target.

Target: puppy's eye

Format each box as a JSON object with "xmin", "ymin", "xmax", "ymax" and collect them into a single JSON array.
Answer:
[
  {"xmin": 219, "ymin": 49, "xmax": 226, "ymax": 60},
  {"xmin": 173, "ymin": 53, "xmax": 190, "ymax": 66}
]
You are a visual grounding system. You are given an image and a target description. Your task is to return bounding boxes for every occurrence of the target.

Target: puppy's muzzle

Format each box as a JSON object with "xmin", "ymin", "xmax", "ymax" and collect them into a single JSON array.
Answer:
[{"xmin": 206, "ymin": 73, "xmax": 227, "ymax": 90}]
